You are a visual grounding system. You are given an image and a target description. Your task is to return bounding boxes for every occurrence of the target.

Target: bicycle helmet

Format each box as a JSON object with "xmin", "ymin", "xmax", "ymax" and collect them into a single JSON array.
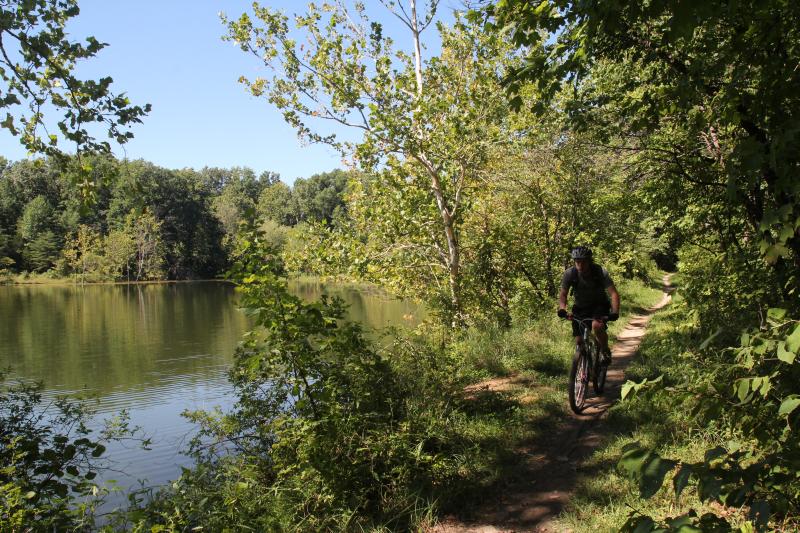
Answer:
[{"xmin": 570, "ymin": 246, "xmax": 593, "ymax": 260}]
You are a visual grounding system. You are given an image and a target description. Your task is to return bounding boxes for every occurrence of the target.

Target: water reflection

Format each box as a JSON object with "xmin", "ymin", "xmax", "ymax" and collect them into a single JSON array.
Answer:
[{"xmin": 0, "ymin": 280, "xmax": 422, "ymax": 496}]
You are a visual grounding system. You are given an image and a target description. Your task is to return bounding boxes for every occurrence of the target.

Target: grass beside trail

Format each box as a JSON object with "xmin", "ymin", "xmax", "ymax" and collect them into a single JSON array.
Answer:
[{"xmin": 438, "ymin": 275, "xmax": 666, "ymax": 520}]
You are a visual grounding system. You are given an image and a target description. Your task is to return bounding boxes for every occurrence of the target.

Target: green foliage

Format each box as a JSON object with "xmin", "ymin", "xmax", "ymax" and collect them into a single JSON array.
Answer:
[
  {"xmin": 488, "ymin": 0, "xmax": 800, "ymax": 276},
  {"xmin": 127, "ymin": 230, "xmax": 438, "ymax": 528},
  {"xmin": 16, "ymin": 196, "xmax": 54, "ymax": 243},
  {"xmin": 620, "ymin": 509, "xmax": 737, "ymax": 533},
  {"xmin": 257, "ymin": 180, "xmax": 294, "ymax": 225},
  {"xmin": 23, "ymin": 230, "xmax": 61, "ymax": 273},
  {"xmin": 210, "ymin": 166, "xmax": 266, "ymax": 245},
  {"xmin": 61, "ymin": 224, "xmax": 104, "ymax": 282},
  {"xmin": 0, "ymin": 372, "xmax": 132, "ymax": 530},
  {"xmin": 614, "ymin": 310, "xmax": 800, "ymax": 530},
  {"xmin": 225, "ymin": 3, "xmax": 522, "ymax": 322},
  {"xmin": 0, "ymin": 1, "xmax": 149, "ymax": 154},
  {"xmin": 0, "ymin": 156, "xmax": 361, "ymax": 282},
  {"xmin": 130, "ymin": 228, "xmax": 552, "ymax": 530},
  {"xmin": 290, "ymin": 170, "xmax": 350, "ymax": 226},
  {"xmin": 107, "ymin": 161, "xmax": 227, "ymax": 279},
  {"xmin": 677, "ymin": 242, "xmax": 785, "ymax": 337}
]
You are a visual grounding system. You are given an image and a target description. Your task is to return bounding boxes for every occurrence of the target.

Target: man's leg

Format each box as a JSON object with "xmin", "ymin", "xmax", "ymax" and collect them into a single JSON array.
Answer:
[{"xmin": 593, "ymin": 319, "xmax": 611, "ymax": 363}]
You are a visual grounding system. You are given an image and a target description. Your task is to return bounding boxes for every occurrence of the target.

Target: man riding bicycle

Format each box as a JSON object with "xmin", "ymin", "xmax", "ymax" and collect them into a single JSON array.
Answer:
[{"xmin": 557, "ymin": 246, "xmax": 620, "ymax": 365}]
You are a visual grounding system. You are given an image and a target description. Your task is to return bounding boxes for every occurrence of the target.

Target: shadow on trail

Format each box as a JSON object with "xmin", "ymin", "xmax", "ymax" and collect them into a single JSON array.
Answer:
[
  {"xmin": 528, "ymin": 352, "xmax": 569, "ymax": 379},
  {"xmin": 457, "ymin": 389, "xmax": 522, "ymax": 416},
  {"xmin": 438, "ymin": 394, "xmax": 573, "ymax": 527}
]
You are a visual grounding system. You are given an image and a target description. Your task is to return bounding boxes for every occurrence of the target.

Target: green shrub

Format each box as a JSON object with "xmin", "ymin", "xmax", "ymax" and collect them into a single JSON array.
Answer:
[
  {"xmin": 0, "ymin": 373, "xmax": 132, "ymax": 530},
  {"xmin": 614, "ymin": 305, "xmax": 800, "ymax": 531},
  {"xmin": 677, "ymin": 243, "xmax": 784, "ymax": 338}
]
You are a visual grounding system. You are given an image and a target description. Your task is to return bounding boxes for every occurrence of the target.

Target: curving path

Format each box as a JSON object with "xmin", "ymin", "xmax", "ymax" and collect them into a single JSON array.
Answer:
[{"xmin": 434, "ymin": 275, "xmax": 673, "ymax": 533}]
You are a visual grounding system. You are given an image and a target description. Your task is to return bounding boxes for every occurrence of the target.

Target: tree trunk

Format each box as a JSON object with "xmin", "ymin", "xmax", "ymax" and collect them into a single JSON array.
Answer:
[{"xmin": 410, "ymin": 0, "xmax": 462, "ymax": 321}]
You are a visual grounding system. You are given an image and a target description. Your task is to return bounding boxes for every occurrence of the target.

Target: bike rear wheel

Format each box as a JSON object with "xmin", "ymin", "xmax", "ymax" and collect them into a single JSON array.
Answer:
[
  {"xmin": 569, "ymin": 344, "xmax": 589, "ymax": 413},
  {"xmin": 591, "ymin": 344, "xmax": 608, "ymax": 394},
  {"xmin": 593, "ymin": 348, "xmax": 608, "ymax": 394}
]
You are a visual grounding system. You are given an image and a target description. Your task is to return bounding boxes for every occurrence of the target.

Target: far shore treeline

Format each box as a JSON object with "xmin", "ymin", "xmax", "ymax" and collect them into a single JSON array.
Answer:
[{"xmin": 0, "ymin": 156, "xmax": 348, "ymax": 282}]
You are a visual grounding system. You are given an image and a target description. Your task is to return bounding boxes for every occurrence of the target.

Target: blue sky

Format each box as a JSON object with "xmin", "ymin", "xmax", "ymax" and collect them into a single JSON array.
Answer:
[{"xmin": 0, "ymin": 1, "xmax": 454, "ymax": 184}]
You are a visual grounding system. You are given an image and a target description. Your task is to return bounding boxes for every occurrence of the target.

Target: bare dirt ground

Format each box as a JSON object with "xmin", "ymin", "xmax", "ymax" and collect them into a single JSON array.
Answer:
[{"xmin": 433, "ymin": 276, "xmax": 674, "ymax": 533}]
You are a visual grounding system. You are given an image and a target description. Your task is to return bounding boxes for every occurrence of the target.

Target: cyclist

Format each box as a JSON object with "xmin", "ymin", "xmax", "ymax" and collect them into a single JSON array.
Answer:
[{"xmin": 557, "ymin": 246, "xmax": 620, "ymax": 365}]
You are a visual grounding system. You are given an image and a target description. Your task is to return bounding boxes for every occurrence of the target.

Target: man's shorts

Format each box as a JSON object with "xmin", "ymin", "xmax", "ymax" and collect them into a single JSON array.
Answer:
[{"xmin": 571, "ymin": 304, "xmax": 610, "ymax": 337}]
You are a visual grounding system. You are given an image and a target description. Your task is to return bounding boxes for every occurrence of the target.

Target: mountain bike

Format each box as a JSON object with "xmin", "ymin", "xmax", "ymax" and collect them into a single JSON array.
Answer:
[{"xmin": 565, "ymin": 315, "xmax": 609, "ymax": 413}]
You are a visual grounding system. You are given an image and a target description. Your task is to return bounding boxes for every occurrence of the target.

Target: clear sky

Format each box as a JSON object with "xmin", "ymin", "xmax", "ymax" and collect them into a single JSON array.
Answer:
[{"xmin": 0, "ymin": 1, "xmax": 454, "ymax": 184}]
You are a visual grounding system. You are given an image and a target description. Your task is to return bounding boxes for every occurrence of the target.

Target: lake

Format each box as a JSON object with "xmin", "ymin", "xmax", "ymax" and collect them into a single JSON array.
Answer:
[{"xmin": 0, "ymin": 280, "xmax": 422, "ymax": 506}]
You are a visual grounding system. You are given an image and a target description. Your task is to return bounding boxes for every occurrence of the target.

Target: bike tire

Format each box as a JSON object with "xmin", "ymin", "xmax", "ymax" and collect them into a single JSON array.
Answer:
[{"xmin": 568, "ymin": 344, "xmax": 589, "ymax": 413}]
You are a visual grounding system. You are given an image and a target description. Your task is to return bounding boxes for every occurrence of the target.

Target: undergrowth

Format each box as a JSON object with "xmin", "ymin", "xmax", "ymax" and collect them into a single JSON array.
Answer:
[{"xmin": 554, "ymin": 286, "xmax": 800, "ymax": 532}]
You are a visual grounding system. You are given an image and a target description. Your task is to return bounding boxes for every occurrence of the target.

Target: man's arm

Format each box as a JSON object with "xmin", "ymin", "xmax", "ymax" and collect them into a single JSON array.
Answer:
[
  {"xmin": 558, "ymin": 287, "xmax": 568, "ymax": 312},
  {"xmin": 608, "ymin": 284, "xmax": 620, "ymax": 314}
]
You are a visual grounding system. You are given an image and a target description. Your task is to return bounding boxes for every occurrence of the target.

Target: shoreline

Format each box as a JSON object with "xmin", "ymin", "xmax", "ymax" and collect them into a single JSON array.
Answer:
[{"xmin": 2, "ymin": 277, "xmax": 230, "ymax": 287}]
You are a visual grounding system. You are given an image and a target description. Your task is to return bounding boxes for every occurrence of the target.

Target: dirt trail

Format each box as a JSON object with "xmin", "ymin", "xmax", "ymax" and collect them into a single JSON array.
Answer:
[{"xmin": 434, "ymin": 276, "xmax": 673, "ymax": 533}]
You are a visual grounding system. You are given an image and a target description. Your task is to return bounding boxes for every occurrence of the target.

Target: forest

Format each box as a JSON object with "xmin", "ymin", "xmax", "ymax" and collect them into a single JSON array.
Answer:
[
  {"xmin": 0, "ymin": 157, "xmax": 349, "ymax": 282},
  {"xmin": 1, "ymin": 0, "xmax": 799, "ymax": 531}
]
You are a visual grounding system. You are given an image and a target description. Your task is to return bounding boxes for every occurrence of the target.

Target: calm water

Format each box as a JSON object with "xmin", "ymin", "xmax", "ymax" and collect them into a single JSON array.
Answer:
[{"xmin": 0, "ymin": 281, "xmax": 422, "ymax": 503}]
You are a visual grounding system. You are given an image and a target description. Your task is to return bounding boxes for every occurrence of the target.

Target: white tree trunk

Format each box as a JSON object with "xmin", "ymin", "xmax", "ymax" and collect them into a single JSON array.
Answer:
[{"xmin": 409, "ymin": 0, "xmax": 461, "ymax": 319}]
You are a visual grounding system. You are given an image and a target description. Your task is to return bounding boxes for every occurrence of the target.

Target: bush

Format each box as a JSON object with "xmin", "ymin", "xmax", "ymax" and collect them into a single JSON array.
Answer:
[
  {"xmin": 677, "ymin": 243, "xmax": 783, "ymax": 337},
  {"xmin": 617, "ymin": 307, "xmax": 800, "ymax": 531},
  {"xmin": 0, "ymin": 373, "xmax": 134, "ymax": 530}
]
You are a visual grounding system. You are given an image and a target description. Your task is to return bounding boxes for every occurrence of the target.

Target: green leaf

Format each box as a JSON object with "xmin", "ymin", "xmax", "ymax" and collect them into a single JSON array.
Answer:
[
  {"xmin": 673, "ymin": 464, "xmax": 693, "ymax": 497},
  {"xmin": 640, "ymin": 455, "xmax": 677, "ymax": 499},
  {"xmin": 777, "ymin": 342, "xmax": 796, "ymax": 364},
  {"xmin": 757, "ymin": 376, "xmax": 772, "ymax": 397},
  {"xmin": 767, "ymin": 308, "xmax": 787, "ymax": 321},
  {"xmin": 621, "ymin": 380, "xmax": 637, "ymax": 401},
  {"xmin": 63, "ymin": 444, "xmax": 76, "ymax": 460},
  {"xmin": 619, "ymin": 446, "xmax": 650, "ymax": 479},
  {"xmin": 24, "ymin": 491, "xmax": 36, "ymax": 500},
  {"xmin": 91, "ymin": 444, "xmax": 106, "ymax": 457},
  {"xmin": 779, "ymin": 396, "xmax": 800, "ymax": 416},
  {"xmin": 778, "ymin": 224, "xmax": 794, "ymax": 243},
  {"xmin": 786, "ymin": 323, "xmax": 800, "ymax": 353},
  {"xmin": 736, "ymin": 379, "xmax": 750, "ymax": 403},
  {"xmin": 741, "ymin": 332, "xmax": 751, "ymax": 346},
  {"xmin": 620, "ymin": 515, "xmax": 657, "ymax": 533}
]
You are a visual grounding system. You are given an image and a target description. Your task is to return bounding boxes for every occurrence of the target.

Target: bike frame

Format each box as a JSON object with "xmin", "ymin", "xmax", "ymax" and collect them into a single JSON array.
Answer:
[{"xmin": 574, "ymin": 317, "xmax": 599, "ymax": 353}]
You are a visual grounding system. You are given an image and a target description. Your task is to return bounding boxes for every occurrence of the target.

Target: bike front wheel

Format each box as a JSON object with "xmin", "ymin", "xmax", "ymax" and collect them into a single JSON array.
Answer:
[{"xmin": 569, "ymin": 344, "xmax": 589, "ymax": 413}]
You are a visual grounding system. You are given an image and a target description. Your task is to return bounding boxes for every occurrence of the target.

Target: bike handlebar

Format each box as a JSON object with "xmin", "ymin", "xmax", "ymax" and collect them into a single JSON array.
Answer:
[{"xmin": 562, "ymin": 314, "xmax": 608, "ymax": 323}]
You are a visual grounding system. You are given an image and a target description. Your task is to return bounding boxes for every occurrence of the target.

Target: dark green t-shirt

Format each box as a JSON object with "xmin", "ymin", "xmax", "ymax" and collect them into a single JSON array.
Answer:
[{"xmin": 561, "ymin": 264, "xmax": 613, "ymax": 309}]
